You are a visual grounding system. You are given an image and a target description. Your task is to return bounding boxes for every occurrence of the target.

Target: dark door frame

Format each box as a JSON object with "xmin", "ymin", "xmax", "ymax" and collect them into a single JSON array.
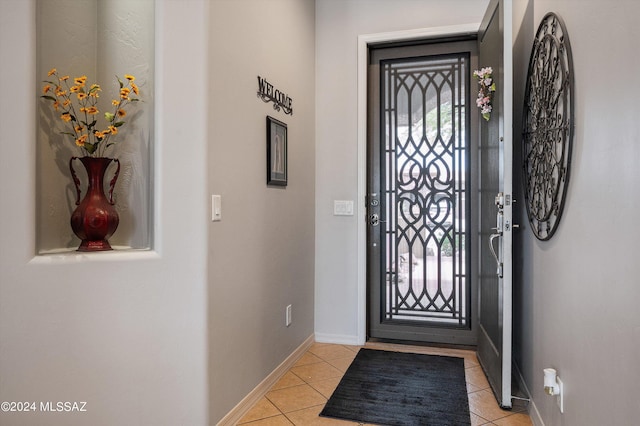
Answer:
[
  {"xmin": 355, "ymin": 24, "xmax": 484, "ymax": 345},
  {"xmin": 366, "ymin": 39, "xmax": 480, "ymax": 346}
]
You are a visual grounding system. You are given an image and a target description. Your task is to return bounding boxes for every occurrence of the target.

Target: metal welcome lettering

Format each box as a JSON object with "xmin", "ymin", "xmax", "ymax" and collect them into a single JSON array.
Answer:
[{"xmin": 257, "ymin": 76, "xmax": 293, "ymax": 115}]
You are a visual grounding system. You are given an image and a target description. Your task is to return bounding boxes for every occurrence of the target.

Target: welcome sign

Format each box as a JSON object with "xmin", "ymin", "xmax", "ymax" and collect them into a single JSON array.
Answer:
[{"xmin": 257, "ymin": 76, "xmax": 293, "ymax": 115}]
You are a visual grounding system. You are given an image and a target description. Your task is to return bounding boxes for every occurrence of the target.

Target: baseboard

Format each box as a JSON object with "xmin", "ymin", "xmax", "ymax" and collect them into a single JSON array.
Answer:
[
  {"xmin": 216, "ymin": 334, "xmax": 315, "ymax": 426},
  {"xmin": 512, "ymin": 362, "xmax": 544, "ymax": 426},
  {"xmin": 314, "ymin": 332, "xmax": 361, "ymax": 345}
]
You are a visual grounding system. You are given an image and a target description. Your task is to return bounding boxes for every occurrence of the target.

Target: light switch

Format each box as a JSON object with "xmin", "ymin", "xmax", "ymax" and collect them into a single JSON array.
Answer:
[
  {"xmin": 334, "ymin": 200, "xmax": 354, "ymax": 216},
  {"xmin": 212, "ymin": 195, "xmax": 222, "ymax": 221}
]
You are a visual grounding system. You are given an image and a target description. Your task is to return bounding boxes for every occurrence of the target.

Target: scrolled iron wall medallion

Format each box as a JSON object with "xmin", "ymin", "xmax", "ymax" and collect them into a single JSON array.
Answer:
[{"xmin": 522, "ymin": 12, "xmax": 574, "ymax": 240}]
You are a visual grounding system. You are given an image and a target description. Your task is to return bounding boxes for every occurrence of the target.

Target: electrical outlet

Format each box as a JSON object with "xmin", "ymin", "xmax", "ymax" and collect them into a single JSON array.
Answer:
[{"xmin": 285, "ymin": 305, "xmax": 292, "ymax": 327}]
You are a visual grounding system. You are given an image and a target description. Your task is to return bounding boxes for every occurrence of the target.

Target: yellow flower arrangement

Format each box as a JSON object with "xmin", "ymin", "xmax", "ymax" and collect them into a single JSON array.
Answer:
[{"xmin": 41, "ymin": 68, "xmax": 139, "ymax": 156}]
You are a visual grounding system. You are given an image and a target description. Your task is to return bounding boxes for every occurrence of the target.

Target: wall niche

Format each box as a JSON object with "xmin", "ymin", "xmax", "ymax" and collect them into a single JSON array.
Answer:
[{"xmin": 36, "ymin": 0, "xmax": 154, "ymax": 253}]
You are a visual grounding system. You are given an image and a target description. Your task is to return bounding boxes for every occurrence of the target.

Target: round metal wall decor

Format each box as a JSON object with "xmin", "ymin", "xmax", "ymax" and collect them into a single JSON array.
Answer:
[{"xmin": 522, "ymin": 12, "xmax": 574, "ymax": 240}]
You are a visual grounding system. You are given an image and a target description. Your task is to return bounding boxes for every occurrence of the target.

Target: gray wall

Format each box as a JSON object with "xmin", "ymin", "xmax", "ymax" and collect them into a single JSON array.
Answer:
[
  {"xmin": 3, "ymin": 0, "xmax": 639, "ymax": 424},
  {"xmin": 207, "ymin": 0, "xmax": 316, "ymax": 423},
  {"xmin": 0, "ymin": 1, "xmax": 208, "ymax": 425},
  {"xmin": 315, "ymin": 0, "xmax": 640, "ymax": 424},
  {"xmin": 2, "ymin": 0, "xmax": 316, "ymax": 423},
  {"xmin": 514, "ymin": 0, "xmax": 640, "ymax": 424},
  {"xmin": 314, "ymin": 0, "xmax": 491, "ymax": 344}
]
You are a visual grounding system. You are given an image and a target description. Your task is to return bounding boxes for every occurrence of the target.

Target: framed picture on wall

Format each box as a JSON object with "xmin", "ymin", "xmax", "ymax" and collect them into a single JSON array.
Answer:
[{"xmin": 267, "ymin": 116, "xmax": 287, "ymax": 186}]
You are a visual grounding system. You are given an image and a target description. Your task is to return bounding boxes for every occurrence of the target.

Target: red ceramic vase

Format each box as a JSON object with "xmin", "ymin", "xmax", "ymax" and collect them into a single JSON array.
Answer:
[{"xmin": 69, "ymin": 157, "xmax": 120, "ymax": 251}]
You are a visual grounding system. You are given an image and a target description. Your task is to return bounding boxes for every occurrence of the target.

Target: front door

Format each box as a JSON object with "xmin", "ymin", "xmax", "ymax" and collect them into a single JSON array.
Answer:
[
  {"xmin": 476, "ymin": 0, "xmax": 514, "ymax": 409},
  {"xmin": 367, "ymin": 39, "xmax": 479, "ymax": 346}
]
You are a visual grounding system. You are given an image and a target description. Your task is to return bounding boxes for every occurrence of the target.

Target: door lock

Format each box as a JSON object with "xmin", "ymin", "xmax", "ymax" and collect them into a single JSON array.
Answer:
[{"xmin": 369, "ymin": 213, "xmax": 386, "ymax": 226}]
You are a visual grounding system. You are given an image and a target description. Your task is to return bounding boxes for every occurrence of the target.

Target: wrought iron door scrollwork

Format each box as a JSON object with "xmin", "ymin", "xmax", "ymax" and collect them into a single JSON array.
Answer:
[{"xmin": 522, "ymin": 12, "xmax": 574, "ymax": 240}]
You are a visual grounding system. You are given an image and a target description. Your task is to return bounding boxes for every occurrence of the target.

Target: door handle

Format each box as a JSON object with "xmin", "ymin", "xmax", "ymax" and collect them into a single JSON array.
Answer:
[{"xmin": 489, "ymin": 233, "xmax": 503, "ymax": 278}]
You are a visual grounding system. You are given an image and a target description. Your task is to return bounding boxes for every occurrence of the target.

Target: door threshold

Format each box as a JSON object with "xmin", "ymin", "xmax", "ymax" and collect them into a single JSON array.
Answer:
[{"xmin": 366, "ymin": 337, "xmax": 476, "ymax": 352}]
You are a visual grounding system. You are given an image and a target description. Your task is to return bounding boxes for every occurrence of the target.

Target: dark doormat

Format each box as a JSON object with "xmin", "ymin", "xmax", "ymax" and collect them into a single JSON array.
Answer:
[{"xmin": 320, "ymin": 348, "xmax": 470, "ymax": 426}]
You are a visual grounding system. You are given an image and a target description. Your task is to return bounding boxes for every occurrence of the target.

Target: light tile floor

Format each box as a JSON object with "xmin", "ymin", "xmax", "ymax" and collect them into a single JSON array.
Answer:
[{"xmin": 238, "ymin": 342, "xmax": 533, "ymax": 426}]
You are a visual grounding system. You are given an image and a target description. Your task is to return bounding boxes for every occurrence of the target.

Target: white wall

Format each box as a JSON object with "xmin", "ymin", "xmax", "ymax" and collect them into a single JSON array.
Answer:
[
  {"xmin": 314, "ymin": 0, "xmax": 490, "ymax": 343},
  {"xmin": 515, "ymin": 1, "xmax": 640, "ymax": 425},
  {"xmin": 207, "ymin": 0, "xmax": 316, "ymax": 423},
  {"xmin": 0, "ymin": 1, "xmax": 208, "ymax": 424}
]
